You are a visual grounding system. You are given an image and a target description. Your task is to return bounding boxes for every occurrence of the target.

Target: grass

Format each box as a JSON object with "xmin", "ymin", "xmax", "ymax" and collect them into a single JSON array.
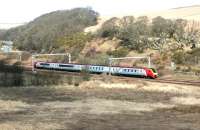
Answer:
[
  {"xmin": 168, "ymin": 105, "xmax": 200, "ymax": 113},
  {"xmin": 0, "ymin": 80, "xmax": 200, "ymax": 130}
]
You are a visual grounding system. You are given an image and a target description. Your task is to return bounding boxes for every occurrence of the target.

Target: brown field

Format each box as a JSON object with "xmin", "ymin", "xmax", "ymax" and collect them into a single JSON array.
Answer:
[{"xmin": 0, "ymin": 80, "xmax": 200, "ymax": 130}]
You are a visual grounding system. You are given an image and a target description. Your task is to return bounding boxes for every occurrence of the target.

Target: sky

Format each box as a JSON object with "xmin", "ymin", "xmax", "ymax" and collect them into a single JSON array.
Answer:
[{"xmin": 0, "ymin": 0, "xmax": 200, "ymax": 29}]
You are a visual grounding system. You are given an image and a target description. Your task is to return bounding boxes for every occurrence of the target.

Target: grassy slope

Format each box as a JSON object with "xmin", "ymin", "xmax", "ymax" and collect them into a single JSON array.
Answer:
[
  {"xmin": 0, "ymin": 81, "xmax": 200, "ymax": 130},
  {"xmin": 85, "ymin": 5, "xmax": 200, "ymax": 33}
]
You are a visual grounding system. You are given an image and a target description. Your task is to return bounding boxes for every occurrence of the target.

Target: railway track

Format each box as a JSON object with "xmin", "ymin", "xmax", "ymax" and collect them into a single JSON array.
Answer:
[
  {"xmin": 32, "ymin": 68, "xmax": 200, "ymax": 87},
  {"xmin": 3, "ymin": 64, "xmax": 200, "ymax": 87},
  {"xmin": 112, "ymin": 76, "xmax": 200, "ymax": 87},
  {"xmin": 148, "ymin": 78, "xmax": 200, "ymax": 86}
]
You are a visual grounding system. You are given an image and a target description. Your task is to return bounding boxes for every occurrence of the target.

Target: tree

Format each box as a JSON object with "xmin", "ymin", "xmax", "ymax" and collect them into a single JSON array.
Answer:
[
  {"xmin": 151, "ymin": 16, "xmax": 173, "ymax": 38},
  {"xmin": 57, "ymin": 32, "xmax": 92, "ymax": 59},
  {"xmin": 98, "ymin": 17, "xmax": 120, "ymax": 38},
  {"xmin": 118, "ymin": 16, "xmax": 149, "ymax": 52},
  {"xmin": 120, "ymin": 16, "xmax": 135, "ymax": 28},
  {"xmin": 173, "ymin": 19, "xmax": 187, "ymax": 42},
  {"xmin": 184, "ymin": 28, "xmax": 200, "ymax": 47}
]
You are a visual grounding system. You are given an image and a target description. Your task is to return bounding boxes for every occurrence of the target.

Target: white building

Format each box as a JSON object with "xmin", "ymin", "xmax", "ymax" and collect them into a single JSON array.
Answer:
[{"xmin": 0, "ymin": 41, "xmax": 13, "ymax": 53}]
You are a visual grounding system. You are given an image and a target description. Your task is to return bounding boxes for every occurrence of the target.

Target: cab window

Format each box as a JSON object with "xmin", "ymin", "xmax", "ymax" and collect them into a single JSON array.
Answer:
[{"xmin": 150, "ymin": 68, "xmax": 157, "ymax": 73}]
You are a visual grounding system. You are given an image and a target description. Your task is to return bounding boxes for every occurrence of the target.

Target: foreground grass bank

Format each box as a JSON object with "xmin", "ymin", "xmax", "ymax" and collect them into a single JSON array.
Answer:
[{"xmin": 0, "ymin": 81, "xmax": 200, "ymax": 130}]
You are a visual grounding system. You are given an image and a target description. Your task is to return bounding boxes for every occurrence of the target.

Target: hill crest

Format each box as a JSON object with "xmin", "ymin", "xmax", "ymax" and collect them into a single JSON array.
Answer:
[{"xmin": 85, "ymin": 5, "xmax": 200, "ymax": 33}]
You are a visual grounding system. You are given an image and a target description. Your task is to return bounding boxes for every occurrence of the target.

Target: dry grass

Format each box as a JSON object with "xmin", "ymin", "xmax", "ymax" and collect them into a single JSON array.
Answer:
[
  {"xmin": 170, "ymin": 97, "xmax": 200, "ymax": 105},
  {"xmin": 0, "ymin": 80, "xmax": 200, "ymax": 130},
  {"xmin": 0, "ymin": 100, "xmax": 30, "ymax": 112},
  {"xmin": 167, "ymin": 105, "xmax": 200, "ymax": 114},
  {"xmin": 0, "ymin": 123, "xmax": 61, "ymax": 130},
  {"xmin": 80, "ymin": 38, "xmax": 120, "ymax": 56}
]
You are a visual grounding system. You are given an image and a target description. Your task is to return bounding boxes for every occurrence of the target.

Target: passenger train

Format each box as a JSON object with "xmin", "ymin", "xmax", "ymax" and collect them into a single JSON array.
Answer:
[{"xmin": 34, "ymin": 62, "xmax": 158, "ymax": 79}]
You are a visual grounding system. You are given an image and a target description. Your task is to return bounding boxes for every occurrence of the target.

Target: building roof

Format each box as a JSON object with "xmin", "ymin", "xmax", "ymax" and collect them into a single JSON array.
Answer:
[{"xmin": 0, "ymin": 41, "xmax": 13, "ymax": 46}]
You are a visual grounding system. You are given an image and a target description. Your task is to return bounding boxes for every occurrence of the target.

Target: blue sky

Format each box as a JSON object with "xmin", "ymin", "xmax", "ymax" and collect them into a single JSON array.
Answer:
[{"xmin": 0, "ymin": 0, "xmax": 200, "ymax": 28}]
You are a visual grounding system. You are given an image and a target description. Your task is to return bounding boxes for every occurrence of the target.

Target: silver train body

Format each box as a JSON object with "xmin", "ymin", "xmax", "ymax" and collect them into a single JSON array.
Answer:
[{"xmin": 34, "ymin": 62, "xmax": 157, "ymax": 78}]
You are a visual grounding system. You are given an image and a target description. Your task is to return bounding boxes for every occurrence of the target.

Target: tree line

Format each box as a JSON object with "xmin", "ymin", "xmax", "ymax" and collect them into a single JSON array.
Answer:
[
  {"xmin": 0, "ymin": 8, "xmax": 99, "ymax": 53},
  {"xmin": 98, "ymin": 16, "xmax": 200, "ymax": 53}
]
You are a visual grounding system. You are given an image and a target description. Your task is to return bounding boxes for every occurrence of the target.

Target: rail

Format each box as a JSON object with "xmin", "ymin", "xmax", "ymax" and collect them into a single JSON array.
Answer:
[{"xmin": 2, "ymin": 64, "xmax": 200, "ymax": 87}]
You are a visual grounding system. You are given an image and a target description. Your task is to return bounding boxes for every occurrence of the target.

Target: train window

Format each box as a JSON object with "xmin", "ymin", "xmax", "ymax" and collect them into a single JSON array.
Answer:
[
  {"xmin": 135, "ymin": 70, "xmax": 137, "ymax": 72},
  {"xmin": 131, "ymin": 70, "xmax": 133, "ymax": 72},
  {"xmin": 150, "ymin": 68, "xmax": 157, "ymax": 73},
  {"xmin": 41, "ymin": 63, "xmax": 49, "ymax": 66},
  {"xmin": 59, "ymin": 64, "xmax": 73, "ymax": 67},
  {"xmin": 124, "ymin": 69, "xmax": 127, "ymax": 72}
]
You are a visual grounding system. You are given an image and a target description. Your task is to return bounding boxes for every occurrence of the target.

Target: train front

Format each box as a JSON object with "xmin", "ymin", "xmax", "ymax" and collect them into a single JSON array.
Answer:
[{"xmin": 145, "ymin": 68, "xmax": 158, "ymax": 79}]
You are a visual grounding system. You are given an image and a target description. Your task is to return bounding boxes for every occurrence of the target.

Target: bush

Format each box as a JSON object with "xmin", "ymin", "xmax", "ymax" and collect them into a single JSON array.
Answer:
[
  {"xmin": 0, "ymin": 60, "xmax": 63, "ymax": 87},
  {"xmin": 24, "ymin": 73, "xmax": 63, "ymax": 86},
  {"xmin": 172, "ymin": 51, "xmax": 186, "ymax": 64},
  {"xmin": 97, "ymin": 17, "xmax": 120, "ymax": 38},
  {"xmin": 78, "ymin": 53, "xmax": 110, "ymax": 66},
  {"xmin": 107, "ymin": 48, "xmax": 129, "ymax": 57},
  {"xmin": 101, "ymin": 28, "xmax": 119, "ymax": 38},
  {"xmin": 73, "ymin": 77, "xmax": 82, "ymax": 87},
  {"xmin": 81, "ymin": 68, "xmax": 91, "ymax": 81},
  {"xmin": 0, "ymin": 60, "xmax": 24, "ymax": 87},
  {"xmin": 66, "ymin": 76, "xmax": 73, "ymax": 85},
  {"xmin": 188, "ymin": 48, "xmax": 200, "ymax": 56}
]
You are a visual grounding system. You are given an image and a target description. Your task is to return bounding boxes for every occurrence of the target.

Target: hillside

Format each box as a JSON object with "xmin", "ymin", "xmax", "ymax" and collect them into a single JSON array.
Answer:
[
  {"xmin": 144, "ymin": 5, "xmax": 200, "ymax": 20},
  {"xmin": 85, "ymin": 5, "xmax": 200, "ymax": 33},
  {"xmin": 0, "ymin": 30, "xmax": 6, "ymax": 37},
  {"xmin": 0, "ymin": 8, "xmax": 98, "ymax": 52}
]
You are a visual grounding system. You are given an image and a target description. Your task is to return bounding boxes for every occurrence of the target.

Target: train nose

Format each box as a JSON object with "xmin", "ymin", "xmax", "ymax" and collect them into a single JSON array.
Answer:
[{"xmin": 154, "ymin": 74, "xmax": 158, "ymax": 78}]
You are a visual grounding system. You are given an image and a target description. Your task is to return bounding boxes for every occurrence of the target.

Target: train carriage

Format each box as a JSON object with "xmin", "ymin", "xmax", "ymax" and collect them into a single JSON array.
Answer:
[{"xmin": 34, "ymin": 61, "xmax": 158, "ymax": 79}]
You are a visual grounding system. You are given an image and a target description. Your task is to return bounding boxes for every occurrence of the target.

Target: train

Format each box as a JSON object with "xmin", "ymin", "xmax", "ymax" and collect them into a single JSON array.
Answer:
[{"xmin": 34, "ymin": 61, "xmax": 158, "ymax": 79}]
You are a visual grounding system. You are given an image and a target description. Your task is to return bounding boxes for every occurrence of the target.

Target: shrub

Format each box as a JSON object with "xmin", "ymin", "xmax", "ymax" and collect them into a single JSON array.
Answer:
[
  {"xmin": 66, "ymin": 76, "xmax": 73, "ymax": 85},
  {"xmin": 107, "ymin": 48, "xmax": 129, "ymax": 57},
  {"xmin": 192, "ymin": 68, "xmax": 200, "ymax": 76},
  {"xmin": 101, "ymin": 28, "xmax": 119, "ymax": 38},
  {"xmin": 172, "ymin": 51, "xmax": 186, "ymax": 64},
  {"xmin": 78, "ymin": 53, "xmax": 110, "ymax": 66},
  {"xmin": 0, "ymin": 60, "xmax": 24, "ymax": 87},
  {"xmin": 23, "ymin": 73, "xmax": 63, "ymax": 86},
  {"xmin": 97, "ymin": 17, "xmax": 120, "ymax": 38},
  {"xmin": 81, "ymin": 68, "xmax": 91, "ymax": 81},
  {"xmin": 0, "ymin": 59, "xmax": 63, "ymax": 87},
  {"xmin": 187, "ymin": 48, "xmax": 200, "ymax": 56},
  {"xmin": 73, "ymin": 77, "xmax": 82, "ymax": 87}
]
